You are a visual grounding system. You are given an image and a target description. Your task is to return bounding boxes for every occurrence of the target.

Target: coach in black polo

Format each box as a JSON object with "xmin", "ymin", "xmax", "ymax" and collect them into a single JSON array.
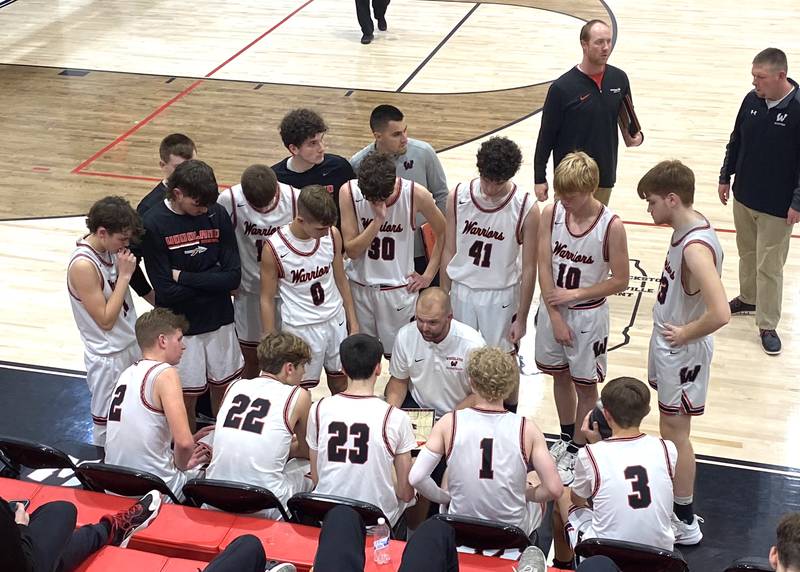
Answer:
[
  {"xmin": 719, "ymin": 48, "xmax": 800, "ymax": 356},
  {"xmin": 534, "ymin": 19, "xmax": 642, "ymax": 206}
]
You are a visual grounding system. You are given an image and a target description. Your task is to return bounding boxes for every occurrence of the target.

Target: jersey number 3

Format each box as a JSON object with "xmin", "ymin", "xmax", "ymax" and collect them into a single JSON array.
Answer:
[{"xmin": 624, "ymin": 465, "xmax": 652, "ymax": 509}]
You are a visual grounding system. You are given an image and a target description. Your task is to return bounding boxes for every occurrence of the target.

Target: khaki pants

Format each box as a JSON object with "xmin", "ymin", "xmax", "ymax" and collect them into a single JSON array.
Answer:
[
  {"xmin": 594, "ymin": 186, "xmax": 612, "ymax": 206},
  {"xmin": 733, "ymin": 199, "xmax": 793, "ymax": 329}
]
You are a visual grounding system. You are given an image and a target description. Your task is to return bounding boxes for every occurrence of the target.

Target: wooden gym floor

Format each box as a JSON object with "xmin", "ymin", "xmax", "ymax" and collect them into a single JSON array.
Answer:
[{"xmin": 1, "ymin": 0, "xmax": 799, "ymax": 475}]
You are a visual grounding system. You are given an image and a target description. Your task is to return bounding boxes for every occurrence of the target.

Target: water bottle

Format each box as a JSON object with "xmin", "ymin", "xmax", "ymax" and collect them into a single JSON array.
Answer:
[{"xmin": 372, "ymin": 517, "xmax": 391, "ymax": 564}]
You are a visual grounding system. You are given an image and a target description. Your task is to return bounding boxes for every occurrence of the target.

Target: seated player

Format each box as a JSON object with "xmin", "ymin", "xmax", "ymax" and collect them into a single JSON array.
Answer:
[
  {"xmin": 409, "ymin": 346, "xmax": 562, "ymax": 539},
  {"xmin": 339, "ymin": 151, "xmax": 445, "ymax": 356},
  {"xmin": 130, "ymin": 133, "xmax": 197, "ymax": 303},
  {"xmin": 206, "ymin": 332, "xmax": 313, "ymax": 520},
  {"xmin": 67, "ymin": 196, "xmax": 142, "ymax": 446},
  {"xmin": 217, "ymin": 164, "xmax": 297, "ymax": 378},
  {"xmin": 261, "ymin": 185, "xmax": 359, "ymax": 394},
  {"xmin": 272, "ymin": 108, "xmax": 356, "ymax": 223},
  {"xmin": 385, "ymin": 287, "xmax": 485, "ymax": 420},
  {"xmin": 105, "ymin": 309, "xmax": 212, "ymax": 500},
  {"xmin": 140, "ymin": 159, "xmax": 244, "ymax": 427},
  {"xmin": 535, "ymin": 152, "xmax": 629, "ymax": 485},
  {"xmin": 307, "ymin": 334, "xmax": 416, "ymax": 532},
  {"xmin": 441, "ymin": 137, "xmax": 540, "ymax": 411},
  {"xmin": 770, "ymin": 513, "xmax": 800, "ymax": 572},
  {"xmin": 551, "ymin": 377, "xmax": 677, "ymax": 569}
]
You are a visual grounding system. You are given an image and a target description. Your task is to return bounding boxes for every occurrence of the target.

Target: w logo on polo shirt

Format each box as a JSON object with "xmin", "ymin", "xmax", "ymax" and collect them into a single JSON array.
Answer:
[{"xmin": 403, "ymin": 160, "xmax": 414, "ymax": 170}]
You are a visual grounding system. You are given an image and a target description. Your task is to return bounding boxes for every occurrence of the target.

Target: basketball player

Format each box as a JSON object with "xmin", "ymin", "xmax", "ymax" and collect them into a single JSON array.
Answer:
[
  {"xmin": 105, "ymin": 309, "xmax": 212, "ymax": 499},
  {"xmin": 535, "ymin": 152, "xmax": 630, "ymax": 485},
  {"xmin": 217, "ymin": 165, "xmax": 297, "ymax": 379},
  {"xmin": 206, "ymin": 332, "xmax": 312, "ymax": 520},
  {"xmin": 385, "ymin": 287, "xmax": 485, "ymax": 420},
  {"xmin": 441, "ymin": 136, "xmax": 539, "ymax": 410},
  {"xmin": 638, "ymin": 160, "xmax": 730, "ymax": 545},
  {"xmin": 409, "ymin": 346, "xmax": 562, "ymax": 538},
  {"xmin": 272, "ymin": 108, "xmax": 356, "ymax": 223},
  {"xmin": 306, "ymin": 334, "xmax": 416, "ymax": 531},
  {"xmin": 551, "ymin": 377, "xmax": 677, "ymax": 568},
  {"xmin": 67, "ymin": 196, "xmax": 142, "ymax": 446},
  {"xmin": 141, "ymin": 159, "xmax": 244, "ymax": 429},
  {"xmin": 339, "ymin": 152, "xmax": 445, "ymax": 356},
  {"xmin": 261, "ymin": 185, "xmax": 359, "ymax": 394},
  {"xmin": 130, "ymin": 133, "xmax": 197, "ymax": 303}
]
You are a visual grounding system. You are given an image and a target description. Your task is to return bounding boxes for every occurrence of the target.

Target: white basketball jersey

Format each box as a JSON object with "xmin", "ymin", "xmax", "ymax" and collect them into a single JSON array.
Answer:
[
  {"xmin": 266, "ymin": 225, "xmax": 342, "ymax": 327},
  {"xmin": 218, "ymin": 183, "xmax": 296, "ymax": 293},
  {"xmin": 67, "ymin": 238, "xmax": 137, "ymax": 355},
  {"xmin": 307, "ymin": 394, "xmax": 416, "ymax": 525},
  {"xmin": 575, "ymin": 434, "xmax": 677, "ymax": 550},
  {"xmin": 105, "ymin": 360, "xmax": 185, "ymax": 494},
  {"xmin": 206, "ymin": 376, "xmax": 303, "ymax": 504},
  {"xmin": 346, "ymin": 178, "xmax": 416, "ymax": 287},
  {"xmin": 653, "ymin": 216, "xmax": 723, "ymax": 329},
  {"xmin": 446, "ymin": 179, "xmax": 534, "ymax": 290},
  {"xmin": 549, "ymin": 202, "xmax": 618, "ymax": 309},
  {"xmin": 446, "ymin": 408, "xmax": 529, "ymax": 529}
]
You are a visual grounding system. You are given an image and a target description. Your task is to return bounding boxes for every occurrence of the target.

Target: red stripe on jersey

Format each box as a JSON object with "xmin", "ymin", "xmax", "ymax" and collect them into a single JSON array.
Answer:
[
  {"xmin": 586, "ymin": 445, "xmax": 601, "ymax": 498},
  {"xmin": 75, "ymin": 239, "xmax": 114, "ymax": 267},
  {"xmin": 519, "ymin": 417, "xmax": 528, "ymax": 467},
  {"xmin": 469, "ymin": 178, "xmax": 517, "ymax": 213},
  {"xmin": 290, "ymin": 186, "xmax": 298, "ymax": 218},
  {"xmin": 382, "ymin": 405, "xmax": 395, "ymax": 456},
  {"xmin": 208, "ymin": 366, "xmax": 244, "ymax": 386},
  {"xmin": 659, "ymin": 438, "xmax": 674, "ymax": 480},
  {"xmin": 409, "ymin": 180, "xmax": 416, "ymax": 231},
  {"xmin": 602, "ymin": 215, "xmax": 618, "ymax": 262},
  {"xmin": 671, "ymin": 215, "xmax": 711, "ymax": 247},
  {"xmin": 140, "ymin": 362, "xmax": 168, "ymax": 414},
  {"xmin": 266, "ymin": 239, "xmax": 285, "ymax": 279},
  {"xmin": 385, "ymin": 178, "xmax": 402, "ymax": 207},
  {"xmin": 515, "ymin": 192, "xmax": 528, "ymax": 245},
  {"xmin": 446, "ymin": 411, "xmax": 457, "ymax": 462},
  {"xmin": 315, "ymin": 397, "xmax": 325, "ymax": 442},
  {"xmin": 452, "ymin": 184, "xmax": 460, "ymax": 255},
  {"xmin": 229, "ymin": 188, "xmax": 238, "ymax": 229},
  {"xmin": 566, "ymin": 204, "xmax": 605, "ymax": 238},
  {"xmin": 680, "ymin": 239, "xmax": 717, "ymax": 296},
  {"xmin": 284, "ymin": 385, "xmax": 301, "ymax": 434},
  {"xmin": 277, "ymin": 226, "xmax": 320, "ymax": 257}
]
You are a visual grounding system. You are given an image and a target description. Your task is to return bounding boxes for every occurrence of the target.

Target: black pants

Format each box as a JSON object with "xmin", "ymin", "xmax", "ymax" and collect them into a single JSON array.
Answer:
[
  {"xmin": 204, "ymin": 535, "xmax": 266, "ymax": 572},
  {"xmin": 26, "ymin": 501, "xmax": 109, "ymax": 572},
  {"xmin": 355, "ymin": 0, "xmax": 390, "ymax": 35},
  {"xmin": 313, "ymin": 505, "xmax": 459, "ymax": 572}
]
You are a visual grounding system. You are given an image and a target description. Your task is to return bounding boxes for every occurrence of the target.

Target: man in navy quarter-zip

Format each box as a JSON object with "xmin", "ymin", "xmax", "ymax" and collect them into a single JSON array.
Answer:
[
  {"xmin": 719, "ymin": 48, "xmax": 800, "ymax": 356},
  {"xmin": 534, "ymin": 20, "xmax": 643, "ymax": 206}
]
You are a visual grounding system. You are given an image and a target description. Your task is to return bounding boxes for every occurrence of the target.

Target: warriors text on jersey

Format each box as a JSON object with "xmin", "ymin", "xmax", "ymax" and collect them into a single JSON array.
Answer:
[
  {"xmin": 217, "ymin": 183, "xmax": 296, "ymax": 293},
  {"xmin": 446, "ymin": 178, "xmax": 534, "ymax": 290},
  {"xmin": 266, "ymin": 225, "xmax": 342, "ymax": 327},
  {"xmin": 346, "ymin": 177, "xmax": 416, "ymax": 287}
]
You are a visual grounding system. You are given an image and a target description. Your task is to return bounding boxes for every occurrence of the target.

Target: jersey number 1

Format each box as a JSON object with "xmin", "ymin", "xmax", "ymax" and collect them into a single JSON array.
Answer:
[{"xmin": 479, "ymin": 438, "xmax": 494, "ymax": 479}]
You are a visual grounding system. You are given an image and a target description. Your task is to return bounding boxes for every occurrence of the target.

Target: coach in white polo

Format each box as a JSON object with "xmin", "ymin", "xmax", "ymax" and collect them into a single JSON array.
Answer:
[{"xmin": 385, "ymin": 287, "xmax": 485, "ymax": 419}]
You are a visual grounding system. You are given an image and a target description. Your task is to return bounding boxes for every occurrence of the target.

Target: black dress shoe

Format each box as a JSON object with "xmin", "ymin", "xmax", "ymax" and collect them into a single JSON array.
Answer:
[
  {"xmin": 377, "ymin": 17, "xmax": 387, "ymax": 31},
  {"xmin": 361, "ymin": 33, "xmax": 373, "ymax": 44}
]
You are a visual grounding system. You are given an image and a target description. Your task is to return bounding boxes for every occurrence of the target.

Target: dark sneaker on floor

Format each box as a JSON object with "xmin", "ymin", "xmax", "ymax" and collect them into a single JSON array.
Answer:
[
  {"xmin": 104, "ymin": 490, "xmax": 162, "ymax": 548},
  {"xmin": 760, "ymin": 329, "xmax": 781, "ymax": 355},
  {"xmin": 729, "ymin": 296, "xmax": 756, "ymax": 315},
  {"xmin": 377, "ymin": 17, "xmax": 387, "ymax": 31},
  {"xmin": 361, "ymin": 33, "xmax": 373, "ymax": 44}
]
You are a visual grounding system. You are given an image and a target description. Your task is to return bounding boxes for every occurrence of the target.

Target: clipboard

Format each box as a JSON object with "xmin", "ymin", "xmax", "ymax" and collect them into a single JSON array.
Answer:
[{"xmin": 618, "ymin": 93, "xmax": 642, "ymax": 137}]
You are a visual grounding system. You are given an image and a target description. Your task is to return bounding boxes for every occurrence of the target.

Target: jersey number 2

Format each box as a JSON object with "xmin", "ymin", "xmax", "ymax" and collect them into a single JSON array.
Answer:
[
  {"xmin": 624, "ymin": 465, "xmax": 652, "ymax": 509},
  {"xmin": 222, "ymin": 394, "xmax": 272, "ymax": 434},
  {"xmin": 327, "ymin": 422, "xmax": 369, "ymax": 464},
  {"xmin": 108, "ymin": 385, "xmax": 126, "ymax": 422}
]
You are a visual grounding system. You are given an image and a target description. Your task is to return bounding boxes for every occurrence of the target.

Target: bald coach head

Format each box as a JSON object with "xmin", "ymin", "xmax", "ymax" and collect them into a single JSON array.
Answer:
[{"xmin": 415, "ymin": 287, "xmax": 452, "ymax": 343}]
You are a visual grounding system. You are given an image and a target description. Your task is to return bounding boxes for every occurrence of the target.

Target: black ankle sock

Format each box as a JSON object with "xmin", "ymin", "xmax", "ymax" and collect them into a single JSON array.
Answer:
[
  {"xmin": 674, "ymin": 501, "xmax": 694, "ymax": 524},
  {"xmin": 566, "ymin": 441, "xmax": 582, "ymax": 454},
  {"xmin": 560, "ymin": 423, "xmax": 575, "ymax": 440},
  {"xmin": 552, "ymin": 558, "xmax": 575, "ymax": 570}
]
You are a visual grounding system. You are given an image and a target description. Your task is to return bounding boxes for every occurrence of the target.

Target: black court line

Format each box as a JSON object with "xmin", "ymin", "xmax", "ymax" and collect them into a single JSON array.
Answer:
[
  {"xmin": 0, "ymin": 0, "xmax": 21, "ymax": 9},
  {"xmin": 395, "ymin": 3, "xmax": 480, "ymax": 93},
  {"xmin": 0, "ymin": 360, "xmax": 85, "ymax": 376},
  {"xmin": 608, "ymin": 258, "xmax": 647, "ymax": 352}
]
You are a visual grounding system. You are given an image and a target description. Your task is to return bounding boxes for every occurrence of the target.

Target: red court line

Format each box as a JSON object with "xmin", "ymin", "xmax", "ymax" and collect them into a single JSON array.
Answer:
[
  {"xmin": 77, "ymin": 170, "xmax": 162, "ymax": 182},
  {"xmin": 72, "ymin": 0, "xmax": 315, "ymax": 174}
]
